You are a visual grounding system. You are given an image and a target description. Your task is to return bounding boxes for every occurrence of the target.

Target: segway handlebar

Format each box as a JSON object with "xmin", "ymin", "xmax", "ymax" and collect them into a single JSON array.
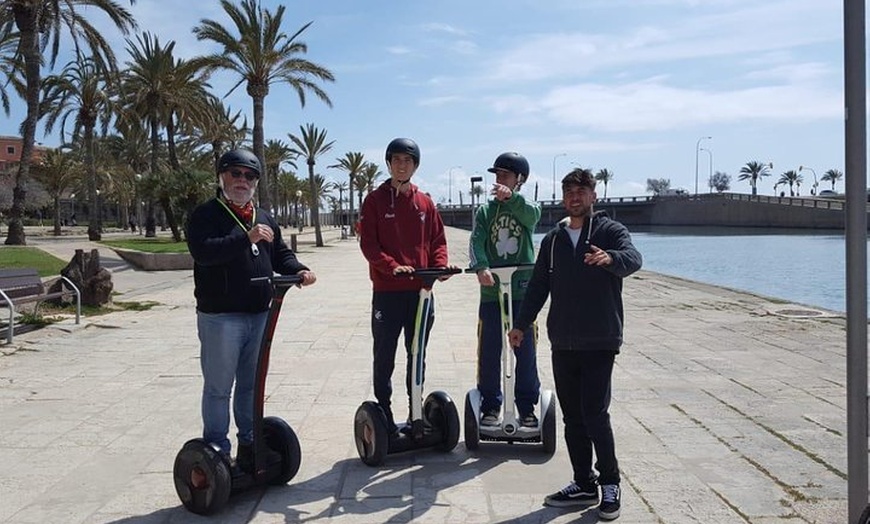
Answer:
[
  {"xmin": 463, "ymin": 263, "xmax": 536, "ymax": 274},
  {"xmin": 410, "ymin": 267, "xmax": 463, "ymax": 279},
  {"xmin": 250, "ymin": 274, "xmax": 305, "ymax": 288}
]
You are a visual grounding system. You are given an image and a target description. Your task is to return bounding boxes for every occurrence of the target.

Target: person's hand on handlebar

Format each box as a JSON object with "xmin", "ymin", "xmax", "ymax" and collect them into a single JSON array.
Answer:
[
  {"xmin": 393, "ymin": 265, "xmax": 415, "ymax": 276},
  {"xmin": 476, "ymin": 268, "xmax": 495, "ymax": 287},
  {"xmin": 296, "ymin": 269, "xmax": 316, "ymax": 287},
  {"xmin": 437, "ymin": 264, "xmax": 461, "ymax": 281}
]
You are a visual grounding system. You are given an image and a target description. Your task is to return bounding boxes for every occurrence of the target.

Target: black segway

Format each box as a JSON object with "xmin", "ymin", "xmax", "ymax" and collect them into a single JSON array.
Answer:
[
  {"xmin": 173, "ymin": 274, "xmax": 304, "ymax": 515},
  {"xmin": 354, "ymin": 267, "xmax": 463, "ymax": 466},
  {"xmin": 464, "ymin": 265, "xmax": 557, "ymax": 453}
]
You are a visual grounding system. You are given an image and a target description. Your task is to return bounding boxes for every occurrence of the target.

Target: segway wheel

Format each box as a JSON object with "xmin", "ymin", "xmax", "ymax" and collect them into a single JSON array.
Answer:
[
  {"xmin": 464, "ymin": 392, "xmax": 480, "ymax": 451},
  {"xmin": 542, "ymin": 394, "xmax": 558, "ymax": 455},
  {"xmin": 424, "ymin": 391, "xmax": 460, "ymax": 452},
  {"xmin": 262, "ymin": 416, "xmax": 302, "ymax": 485},
  {"xmin": 173, "ymin": 439, "xmax": 232, "ymax": 515},
  {"xmin": 354, "ymin": 401, "xmax": 389, "ymax": 467}
]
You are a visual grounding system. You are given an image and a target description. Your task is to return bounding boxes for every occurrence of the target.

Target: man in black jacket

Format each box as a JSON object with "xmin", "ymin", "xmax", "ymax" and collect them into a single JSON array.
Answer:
[
  {"xmin": 509, "ymin": 168, "xmax": 641, "ymax": 521},
  {"xmin": 187, "ymin": 149, "xmax": 316, "ymax": 471}
]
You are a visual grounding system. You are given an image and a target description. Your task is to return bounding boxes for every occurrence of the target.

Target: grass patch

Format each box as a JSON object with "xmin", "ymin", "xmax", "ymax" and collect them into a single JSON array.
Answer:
[
  {"xmin": 0, "ymin": 247, "xmax": 66, "ymax": 276},
  {"xmin": 100, "ymin": 237, "xmax": 190, "ymax": 254}
]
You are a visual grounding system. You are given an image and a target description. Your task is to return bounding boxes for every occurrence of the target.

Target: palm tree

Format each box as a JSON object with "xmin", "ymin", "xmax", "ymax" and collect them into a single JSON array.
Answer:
[
  {"xmin": 331, "ymin": 180, "xmax": 348, "ymax": 227},
  {"xmin": 329, "ymin": 151, "xmax": 365, "ymax": 235},
  {"xmin": 193, "ymin": 0, "xmax": 335, "ymax": 212},
  {"xmin": 120, "ymin": 32, "xmax": 177, "ymax": 237},
  {"xmin": 0, "ymin": 29, "xmax": 24, "ymax": 116},
  {"xmin": 264, "ymin": 139, "xmax": 296, "ymax": 214},
  {"xmin": 776, "ymin": 170, "xmax": 803, "ymax": 197},
  {"xmin": 595, "ymin": 168, "xmax": 614, "ymax": 198},
  {"xmin": 0, "ymin": 0, "xmax": 137, "ymax": 245},
  {"xmin": 821, "ymin": 169, "xmax": 844, "ymax": 191},
  {"xmin": 30, "ymin": 148, "xmax": 82, "ymax": 235},
  {"xmin": 355, "ymin": 161, "xmax": 383, "ymax": 213},
  {"xmin": 191, "ymin": 97, "xmax": 249, "ymax": 168},
  {"xmin": 288, "ymin": 123, "xmax": 334, "ymax": 247},
  {"xmin": 738, "ymin": 161, "xmax": 772, "ymax": 196},
  {"xmin": 41, "ymin": 54, "xmax": 117, "ymax": 240}
]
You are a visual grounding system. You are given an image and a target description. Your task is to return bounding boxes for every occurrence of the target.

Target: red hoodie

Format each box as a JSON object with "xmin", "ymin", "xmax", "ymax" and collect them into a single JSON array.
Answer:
[{"xmin": 359, "ymin": 180, "xmax": 449, "ymax": 291}]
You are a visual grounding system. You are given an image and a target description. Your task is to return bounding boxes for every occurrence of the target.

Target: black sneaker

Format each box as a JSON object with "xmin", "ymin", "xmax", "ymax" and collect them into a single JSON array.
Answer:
[
  {"xmin": 520, "ymin": 412, "xmax": 538, "ymax": 428},
  {"xmin": 544, "ymin": 481, "xmax": 599, "ymax": 507},
  {"xmin": 480, "ymin": 409, "xmax": 500, "ymax": 426},
  {"xmin": 598, "ymin": 484, "xmax": 621, "ymax": 520}
]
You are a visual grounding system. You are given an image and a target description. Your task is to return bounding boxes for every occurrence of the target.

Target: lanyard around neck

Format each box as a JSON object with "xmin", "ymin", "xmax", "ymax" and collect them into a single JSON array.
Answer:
[{"xmin": 217, "ymin": 197, "xmax": 256, "ymax": 233}]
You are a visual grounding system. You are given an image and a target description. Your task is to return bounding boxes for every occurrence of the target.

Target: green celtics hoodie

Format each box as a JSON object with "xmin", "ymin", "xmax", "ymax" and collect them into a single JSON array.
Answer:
[{"xmin": 468, "ymin": 191, "xmax": 541, "ymax": 302}]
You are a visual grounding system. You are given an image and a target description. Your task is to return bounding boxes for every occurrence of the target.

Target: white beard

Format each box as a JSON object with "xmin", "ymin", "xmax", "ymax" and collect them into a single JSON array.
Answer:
[{"xmin": 219, "ymin": 176, "xmax": 256, "ymax": 204}]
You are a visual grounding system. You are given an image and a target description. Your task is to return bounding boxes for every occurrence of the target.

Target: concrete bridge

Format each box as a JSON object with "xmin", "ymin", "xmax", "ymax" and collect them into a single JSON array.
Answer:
[{"xmin": 436, "ymin": 192, "xmax": 853, "ymax": 232}]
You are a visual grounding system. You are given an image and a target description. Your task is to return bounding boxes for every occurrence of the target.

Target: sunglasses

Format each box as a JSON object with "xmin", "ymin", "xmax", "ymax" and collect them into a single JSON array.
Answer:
[{"xmin": 228, "ymin": 169, "xmax": 259, "ymax": 182}]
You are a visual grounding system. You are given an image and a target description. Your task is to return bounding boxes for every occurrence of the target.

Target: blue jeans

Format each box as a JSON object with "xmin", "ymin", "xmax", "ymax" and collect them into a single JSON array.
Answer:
[
  {"xmin": 476, "ymin": 300, "xmax": 540, "ymax": 414},
  {"xmin": 197, "ymin": 310, "xmax": 268, "ymax": 456}
]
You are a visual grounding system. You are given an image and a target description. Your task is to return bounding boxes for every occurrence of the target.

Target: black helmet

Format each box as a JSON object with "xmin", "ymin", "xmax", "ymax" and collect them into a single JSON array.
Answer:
[
  {"xmin": 487, "ymin": 152, "xmax": 529, "ymax": 181},
  {"xmin": 385, "ymin": 138, "xmax": 420, "ymax": 166},
  {"xmin": 217, "ymin": 148, "xmax": 261, "ymax": 177}
]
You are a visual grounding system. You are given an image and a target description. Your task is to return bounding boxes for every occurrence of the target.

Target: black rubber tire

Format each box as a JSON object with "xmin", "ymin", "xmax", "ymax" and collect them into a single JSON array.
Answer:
[
  {"xmin": 542, "ymin": 394, "xmax": 558, "ymax": 455},
  {"xmin": 173, "ymin": 439, "xmax": 232, "ymax": 515},
  {"xmin": 354, "ymin": 401, "xmax": 389, "ymax": 466},
  {"xmin": 424, "ymin": 390, "xmax": 460, "ymax": 452},
  {"xmin": 262, "ymin": 416, "xmax": 302, "ymax": 485},
  {"xmin": 464, "ymin": 392, "xmax": 480, "ymax": 451}
]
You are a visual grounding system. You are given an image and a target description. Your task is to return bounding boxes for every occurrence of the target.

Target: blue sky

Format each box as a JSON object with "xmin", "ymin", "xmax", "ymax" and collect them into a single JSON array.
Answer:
[{"xmin": 1, "ymin": 0, "xmax": 844, "ymax": 202}]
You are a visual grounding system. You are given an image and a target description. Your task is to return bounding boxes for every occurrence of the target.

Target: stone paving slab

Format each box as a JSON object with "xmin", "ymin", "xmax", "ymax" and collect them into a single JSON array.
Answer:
[{"xmin": 0, "ymin": 226, "xmax": 852, "ymax": 523}]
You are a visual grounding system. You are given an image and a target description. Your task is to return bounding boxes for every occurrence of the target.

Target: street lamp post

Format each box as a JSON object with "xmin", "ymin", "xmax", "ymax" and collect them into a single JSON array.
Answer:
[
  {"xmin": 552, "ymin": 153, "xmax": 567, "ymax": 201},
  {"xmin": 295, "ymin": 190, "xmax": 303, "ymax": 231},
  {"xmin": 448, "ymin": 165, "xmax": 461, "ymax": 205},
  {"xmin": 700, "ymin": 147, "xmax": 713, "ymax": 193},
  {"xmin": 798, "ymin": 165, "xmax": 818, "ymax": 196},
  {"xmin": 470, "ymin": 175, "xmax": 483, "ymax": 207},
  {"xmin": 695, "ymin": 136, "xmax": 711, "ymax": 195}
]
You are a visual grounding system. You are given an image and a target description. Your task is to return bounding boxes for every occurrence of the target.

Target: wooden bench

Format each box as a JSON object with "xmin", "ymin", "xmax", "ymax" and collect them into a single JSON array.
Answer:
[{"xmin": 0, "ymin": 268, "xmax": 81, "ymax": 344}]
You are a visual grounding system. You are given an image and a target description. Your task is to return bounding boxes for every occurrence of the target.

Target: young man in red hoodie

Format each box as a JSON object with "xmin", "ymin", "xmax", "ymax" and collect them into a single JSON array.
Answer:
[{"xmin": 358, "ymin": 137, "xmax": 453, "ymax": 434}]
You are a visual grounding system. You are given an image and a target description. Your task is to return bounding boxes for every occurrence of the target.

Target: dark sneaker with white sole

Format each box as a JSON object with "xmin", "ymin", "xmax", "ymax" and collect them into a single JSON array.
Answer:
[
  {"xmin": 598, "ymin": 484, "xmax": 621, "ymax": 520},
  {"xmin": 544, "ymin": 481, "xmax": 599, "ymax": 507},
  {"xmin": 520, "ymin": 412, "xmax": 538, "ymax": 428},
  {"xmin": 480, "ymin": 409, "xmax": 500, "ymax": 426}
]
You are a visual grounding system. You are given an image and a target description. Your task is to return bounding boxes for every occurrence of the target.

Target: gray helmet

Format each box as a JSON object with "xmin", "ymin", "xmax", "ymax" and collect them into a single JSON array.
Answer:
[
  {"xmin": 385, "ymin": 138, "xmax": 420, "ymax": 166},
  {"xmin": 217, "ymin": 148, "xmax": 261, "ymax": 177},
  {"xmin": 487, "ymin": 152, "xmax": 529, "ymax": 181}
]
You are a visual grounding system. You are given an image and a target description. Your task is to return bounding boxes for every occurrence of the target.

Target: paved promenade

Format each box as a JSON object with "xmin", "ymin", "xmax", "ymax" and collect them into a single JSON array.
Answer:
[{"xmin": 0, "ymin": 225, "xmax": 851, "ymax": 523}]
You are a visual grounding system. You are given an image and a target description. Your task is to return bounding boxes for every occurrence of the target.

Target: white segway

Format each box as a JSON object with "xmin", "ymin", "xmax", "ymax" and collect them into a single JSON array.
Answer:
[
  {"xmin": 464, "ymin": 264, "xmax": 557, "ymax": 453},
  {"xmin": 354, "ymin": 267, "xmax": 463, "ymax": 466}
]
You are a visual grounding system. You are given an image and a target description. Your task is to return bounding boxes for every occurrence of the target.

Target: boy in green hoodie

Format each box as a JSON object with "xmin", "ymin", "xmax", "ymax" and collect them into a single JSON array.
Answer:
[{"xmin": 468, "ymin": 152, "xmax": 542, "ymax": 427}]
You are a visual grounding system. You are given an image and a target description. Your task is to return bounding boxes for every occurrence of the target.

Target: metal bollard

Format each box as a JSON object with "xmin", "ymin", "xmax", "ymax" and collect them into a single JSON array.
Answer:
[{"xmin": 290, "ymin": 234, "xmax": 297, "ymax": 251}]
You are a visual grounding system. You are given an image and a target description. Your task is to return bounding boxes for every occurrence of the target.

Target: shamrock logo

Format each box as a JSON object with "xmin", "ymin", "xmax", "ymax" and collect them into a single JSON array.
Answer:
[{"xmin": 495, "ymin": 227, "xmax": 518, "ymax": 259}]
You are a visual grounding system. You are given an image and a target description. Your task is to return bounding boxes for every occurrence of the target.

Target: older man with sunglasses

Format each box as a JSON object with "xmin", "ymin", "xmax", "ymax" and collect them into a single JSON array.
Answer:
[{"xmin": 187, "ymin": 148, "xmax": 316, "ymax": 472}]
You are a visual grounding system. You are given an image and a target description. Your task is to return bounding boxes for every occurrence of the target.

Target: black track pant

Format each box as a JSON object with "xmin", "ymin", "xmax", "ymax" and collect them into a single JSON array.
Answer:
[{"xmin": 371, "ymin": 290, "xmax": 435, "ymax": 428}]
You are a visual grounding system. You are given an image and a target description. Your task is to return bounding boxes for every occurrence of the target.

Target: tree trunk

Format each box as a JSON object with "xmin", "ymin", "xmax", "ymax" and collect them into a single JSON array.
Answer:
[
  {"xmin": 85, "ymin": 124, "xmax": 102, "ymax": 241},
  {"xmin": 251, "ymin": 93, "xmax": 271, "ymax": 211},
  {"xmin": 5, "ymin": 6, "xmax": 42, "ymax": 246},
  {"xmin": 145, "ymin": 109, "xmax": 159, "ymax": 237},
  {"xmin": 53, "ymin": 195, "xmax": 62, "ymax": 236},
  {"xmin": 308, "ymin": 161, "xmax": 323, "ymax": 247},
  {"xmin": 52, "ymin": 249, "xmax": 113, "ymax": 307},
  {"xmin": 348, "ymin": 174, "xmax": 356, "ymax": 236}
]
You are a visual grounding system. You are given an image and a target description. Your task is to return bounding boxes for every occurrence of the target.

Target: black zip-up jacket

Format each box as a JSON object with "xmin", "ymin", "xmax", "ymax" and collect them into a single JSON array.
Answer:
[
  {"xmin": 515, "ymin": 211, "xmax": 642, "ymax": 352},
  {"xmin": 187, "ymin": 198, "xmax": 308, "ymax": 314}
]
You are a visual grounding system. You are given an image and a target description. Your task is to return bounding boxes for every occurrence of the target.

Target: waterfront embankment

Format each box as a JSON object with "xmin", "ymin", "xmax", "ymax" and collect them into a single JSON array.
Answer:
[{"xmin": 0, "ymin": 225, "xmax": 850, "ymax": 523}]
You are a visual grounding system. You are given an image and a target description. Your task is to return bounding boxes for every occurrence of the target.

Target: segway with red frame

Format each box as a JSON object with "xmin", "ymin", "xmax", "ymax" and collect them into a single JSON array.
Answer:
[
  {"xmin": 354, "ymin": 267, "xmax": 463, "ymax": 466},
  {"xmin": 464, "ymin": 264, "xmax": 557, "ymax": 453},
  {"xmin": 173, "ymin": 274, "xmax": 304, "ymax": 515}
]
